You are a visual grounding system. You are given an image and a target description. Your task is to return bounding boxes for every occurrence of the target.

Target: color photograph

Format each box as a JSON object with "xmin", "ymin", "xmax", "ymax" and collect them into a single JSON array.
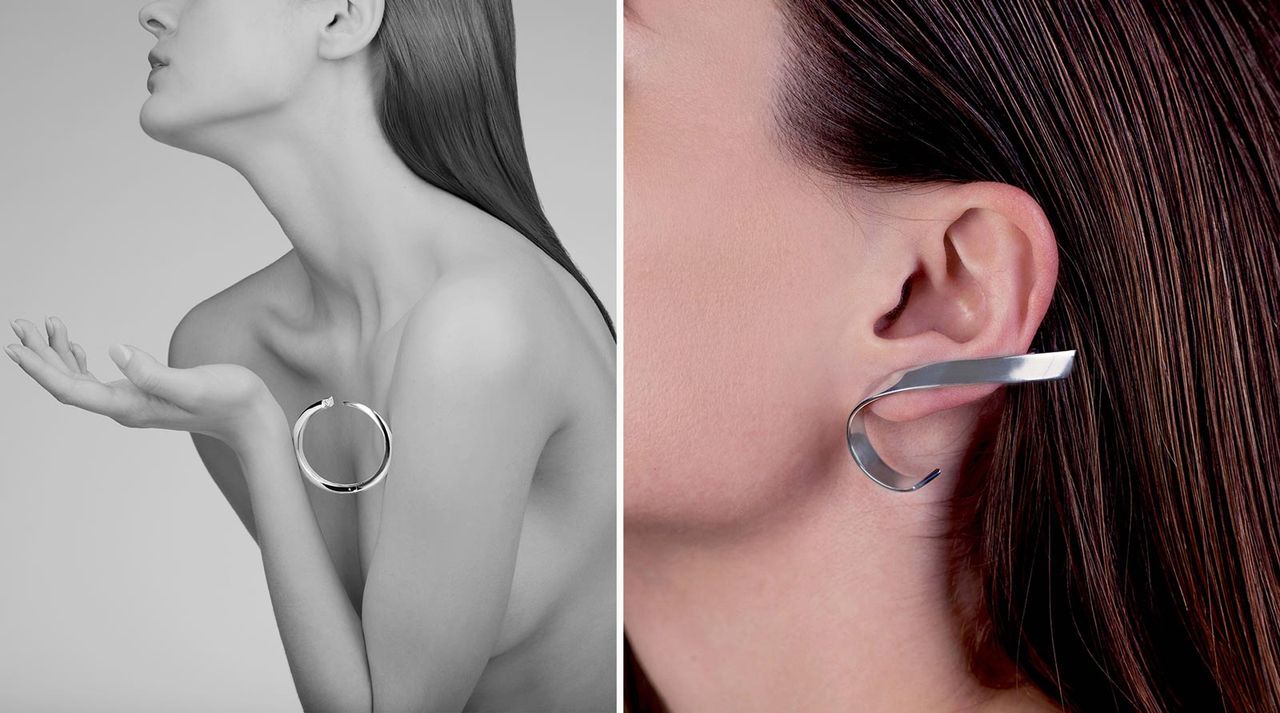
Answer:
[{"xmin": 623, "ymin": 1, "xmax": 1280, "ymax": 711}]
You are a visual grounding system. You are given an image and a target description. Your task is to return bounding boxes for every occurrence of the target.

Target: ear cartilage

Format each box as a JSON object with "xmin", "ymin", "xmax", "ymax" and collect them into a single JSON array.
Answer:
[{"xmin": 846, "ymin": 350, "xmax": 1077, "ymax": 492}]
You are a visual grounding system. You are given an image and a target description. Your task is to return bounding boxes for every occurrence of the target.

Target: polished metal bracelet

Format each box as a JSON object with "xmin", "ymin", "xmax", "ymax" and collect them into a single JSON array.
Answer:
[{"xmin": 292, "ymin": 396, "xmax": 393, "ymax": 494}]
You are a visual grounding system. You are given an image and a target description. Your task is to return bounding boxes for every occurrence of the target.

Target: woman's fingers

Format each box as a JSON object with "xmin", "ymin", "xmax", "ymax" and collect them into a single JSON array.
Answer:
[
  {"xmin": 44, "ymin": 317, "xmax": 81, "ymax": 374},
  {"xmin": 5, "ymin": 342, "xmax": 120, "ymax": 414},
  {"xmin": 4, "ymin": 321, "xmax": 178, "ymax": 428},
  {"xmin": 10, "ymin": 319, "xmax": 71, "ymax": 376},
  {"xmin": 110, "ymin": 344, "xmax": 204, "ymax": 407},
  {"xmin": 70, "ymin": 342, "xmax": 91, "ymax": 375}
]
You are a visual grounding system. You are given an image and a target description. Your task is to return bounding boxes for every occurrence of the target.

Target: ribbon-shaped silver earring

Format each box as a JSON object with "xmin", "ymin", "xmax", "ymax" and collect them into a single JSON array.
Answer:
[{"xmin": 846, "ymin": 350, "xmax": 1077, "ymax": 492}]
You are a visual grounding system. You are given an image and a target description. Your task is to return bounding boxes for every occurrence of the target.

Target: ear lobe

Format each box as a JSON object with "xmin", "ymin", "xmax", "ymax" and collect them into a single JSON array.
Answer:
[
  {"xmin": 316, "ymin": 0, "xmax": 385, "ymax": 61},
  {"xmin": 862, "ymin": 182, "xmax": 1058, "ymax": 423}
]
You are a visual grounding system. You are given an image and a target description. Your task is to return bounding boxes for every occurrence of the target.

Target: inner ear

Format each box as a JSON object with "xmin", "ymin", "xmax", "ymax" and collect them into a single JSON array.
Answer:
[{"xmin": 872, "ymin": 233, "xmax": 986, "ymax": 343}]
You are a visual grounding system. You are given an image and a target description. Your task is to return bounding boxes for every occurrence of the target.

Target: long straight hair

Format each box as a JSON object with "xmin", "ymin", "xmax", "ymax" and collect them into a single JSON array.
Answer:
[
  {"xmin": 372, "ymin": 0, "xmax": 615, "ymax": 341},
  {"xmin": 767, "ymin": 1, "xmax": 1280, "ymax": 711}
]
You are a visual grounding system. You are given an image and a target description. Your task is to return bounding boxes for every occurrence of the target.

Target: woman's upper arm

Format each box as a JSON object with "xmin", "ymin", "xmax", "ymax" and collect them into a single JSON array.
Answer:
[
  {"xmin": 361, "ymin": 275, "xmax": 568, "ymax": 712},
  {"xmin": 169, "ymin": 301, "xmax": 259, "ymax": 545},
  {"xmin": 186, "ymin": 431, "xmax": 258, "ymax": 544}
]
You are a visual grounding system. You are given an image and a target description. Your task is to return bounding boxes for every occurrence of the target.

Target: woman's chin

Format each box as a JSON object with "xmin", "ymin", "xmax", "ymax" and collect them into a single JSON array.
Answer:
[{"xmin": 139, "ymin": 101, "xmax": 186, "ymax": 147}]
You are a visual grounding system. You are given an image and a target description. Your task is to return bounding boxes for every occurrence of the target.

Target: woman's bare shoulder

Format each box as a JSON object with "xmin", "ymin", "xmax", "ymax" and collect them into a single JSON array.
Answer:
[
  {"xmin": 457, "ymin": 227, "xmax": 614, "ymax": 356},
  {"xmin": 421, "ymin": 245, "xmax": 610, "ymax": 354},
  {"xmin": 402, "ymin": 259, "xmax": 570, "ymax": 375},
  {"xmin": 391, "ymin": 252, "xmax": 610, "ymax": 413},
  {"xmin": 168, "ymin": 252, "xmax": 295, "ymax": 368}
]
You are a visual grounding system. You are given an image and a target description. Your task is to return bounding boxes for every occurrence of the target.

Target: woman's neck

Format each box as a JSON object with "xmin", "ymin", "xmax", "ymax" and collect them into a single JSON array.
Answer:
[
  {"xmin": 212, "ymin": 72, "xmax": 480, "ymax": 343},
  {"xmin": 624, "ymin": 472, "xmax": 1055, "ymax": 711}
]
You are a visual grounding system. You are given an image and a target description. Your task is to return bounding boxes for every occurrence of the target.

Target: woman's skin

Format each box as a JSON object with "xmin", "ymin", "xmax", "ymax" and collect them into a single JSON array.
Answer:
[
  {"xmin": 6, "ymin": 0, "xmax": 615, "ymax": 710},
  {"xmin": 625, "ymin": 1, "xmax": 1061, "ymax": 711}
]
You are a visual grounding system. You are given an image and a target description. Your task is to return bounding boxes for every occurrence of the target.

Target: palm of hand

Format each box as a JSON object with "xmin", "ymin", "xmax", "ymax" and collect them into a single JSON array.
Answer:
[{"xmin": 5, "ymin": 316, "xmax": 277, "ymax": 445}]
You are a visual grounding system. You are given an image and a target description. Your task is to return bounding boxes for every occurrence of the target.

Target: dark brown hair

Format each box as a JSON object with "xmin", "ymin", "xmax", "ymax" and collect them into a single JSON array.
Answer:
[
  {"xmin": 779, "ymin": 1, "xmax": 1280, "ymax": 711},
  {"xmin": 373, "ymin": 0, "xmax": 615, "ymax": 341},
  {"xmin": 627, "ymin": 1, "xmax": 1280, "ymax": 710}
]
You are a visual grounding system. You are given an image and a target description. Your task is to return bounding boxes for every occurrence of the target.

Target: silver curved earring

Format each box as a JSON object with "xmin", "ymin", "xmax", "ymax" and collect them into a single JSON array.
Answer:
[
  {"xmin": 846, "ymin": 350, "xmax": 1077, "ymax": 492},
  {"xmin": 292, "ymin": 396, "xmax": 394, "ymax": 494}
]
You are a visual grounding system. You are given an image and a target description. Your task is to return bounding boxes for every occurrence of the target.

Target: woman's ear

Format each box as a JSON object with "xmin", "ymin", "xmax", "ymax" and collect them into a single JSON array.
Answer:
[
  {"xmin": 315, "ymin": 0, "xmax": 385, "ymax": 61},
  {"xmin": 855, "ymin": 181, "xmax": 1060, "ymax": 424}
]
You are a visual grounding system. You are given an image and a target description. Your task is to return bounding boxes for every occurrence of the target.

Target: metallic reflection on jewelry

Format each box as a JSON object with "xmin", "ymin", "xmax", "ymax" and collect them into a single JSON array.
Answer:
[
  {"xmin": 847, "ymin": 350, "xmax": 1077, "ymax": 492},
  {"xmin": 292, "ymin": 396, "xmax": 393, "ymax": 494}
]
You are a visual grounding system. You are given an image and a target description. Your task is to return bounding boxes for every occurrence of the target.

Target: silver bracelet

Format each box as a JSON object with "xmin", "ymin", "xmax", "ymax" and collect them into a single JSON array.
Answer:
[{"xmin": 292, "ymin": 396, "xmax": 393, "ymax": 494}]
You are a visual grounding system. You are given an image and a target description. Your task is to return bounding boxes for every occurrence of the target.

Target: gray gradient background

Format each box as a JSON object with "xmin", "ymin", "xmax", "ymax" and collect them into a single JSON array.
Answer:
[{"xmin": 0, "ymin": 2, "xmax": 615, "ymax": 711}]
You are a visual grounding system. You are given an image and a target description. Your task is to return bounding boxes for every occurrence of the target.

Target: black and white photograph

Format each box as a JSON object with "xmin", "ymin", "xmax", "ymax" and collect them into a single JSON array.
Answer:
[{"xmin": 1, "ymin": 1, "xmax": 616, "ymax": 711}]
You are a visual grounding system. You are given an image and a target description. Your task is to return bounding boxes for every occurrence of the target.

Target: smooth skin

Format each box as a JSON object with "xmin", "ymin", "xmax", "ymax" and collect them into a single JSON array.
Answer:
[
  {"xmin": 625, "ymin": 1, "xmax": 1060, "ymax": 711},
  {"xmin": 6, "ymin": 0, "xmax": 615, "ymax": 710}
]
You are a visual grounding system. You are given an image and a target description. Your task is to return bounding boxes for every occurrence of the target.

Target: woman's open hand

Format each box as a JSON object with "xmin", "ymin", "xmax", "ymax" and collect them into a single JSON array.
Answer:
[{"xmin": 5, "ymin": 316, "xmax": 279, "ymax": 448}]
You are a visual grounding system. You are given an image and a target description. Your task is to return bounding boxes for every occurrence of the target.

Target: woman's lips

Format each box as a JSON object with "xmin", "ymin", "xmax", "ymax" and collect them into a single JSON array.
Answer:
[{"xmin": 146, "ymin": 64, "xmax": 165, "ymax": 91}]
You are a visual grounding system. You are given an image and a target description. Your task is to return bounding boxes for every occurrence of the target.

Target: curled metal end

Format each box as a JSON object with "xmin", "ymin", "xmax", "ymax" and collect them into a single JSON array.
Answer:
[
  {"xmin": 846, "ymin": 350, "xmax": 1077, "ymax": 492},
  {"xmin": 319, "ymin": 395, "xmax": 335, "ymax": 408}
]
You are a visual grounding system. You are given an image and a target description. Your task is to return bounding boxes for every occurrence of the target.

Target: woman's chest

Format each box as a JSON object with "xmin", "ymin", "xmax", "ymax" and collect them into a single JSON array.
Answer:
[
  {"xmin": 254, "ymin": 337, "xmax": 402, "ymax": 615},
  {"xmin": 254, "ymin": 344, "xmax": 566, "ymax": 653},
  {"xmin": 241, "ymin": 301, "xmax": 579, "ymax": 654}
]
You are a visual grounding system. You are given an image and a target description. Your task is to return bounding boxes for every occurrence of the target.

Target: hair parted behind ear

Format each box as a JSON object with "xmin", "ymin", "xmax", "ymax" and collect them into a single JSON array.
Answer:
[
  {"xmin": 371, "ymin": 0, "xmax": 615, "ymax": 341},
  {"xmin": 751, "ymin": 1, "xmax": 1280, "ymax": 712}
]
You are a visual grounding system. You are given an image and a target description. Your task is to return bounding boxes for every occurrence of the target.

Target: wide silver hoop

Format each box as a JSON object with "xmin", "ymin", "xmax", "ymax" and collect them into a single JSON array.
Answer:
[
  {"xmin": 846, "ymin": 350, "xmax": 1077, "ymax": 492},
  {"xmin": 292, "ymin": 396, "xmax": 393, "ymax": 494}
]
